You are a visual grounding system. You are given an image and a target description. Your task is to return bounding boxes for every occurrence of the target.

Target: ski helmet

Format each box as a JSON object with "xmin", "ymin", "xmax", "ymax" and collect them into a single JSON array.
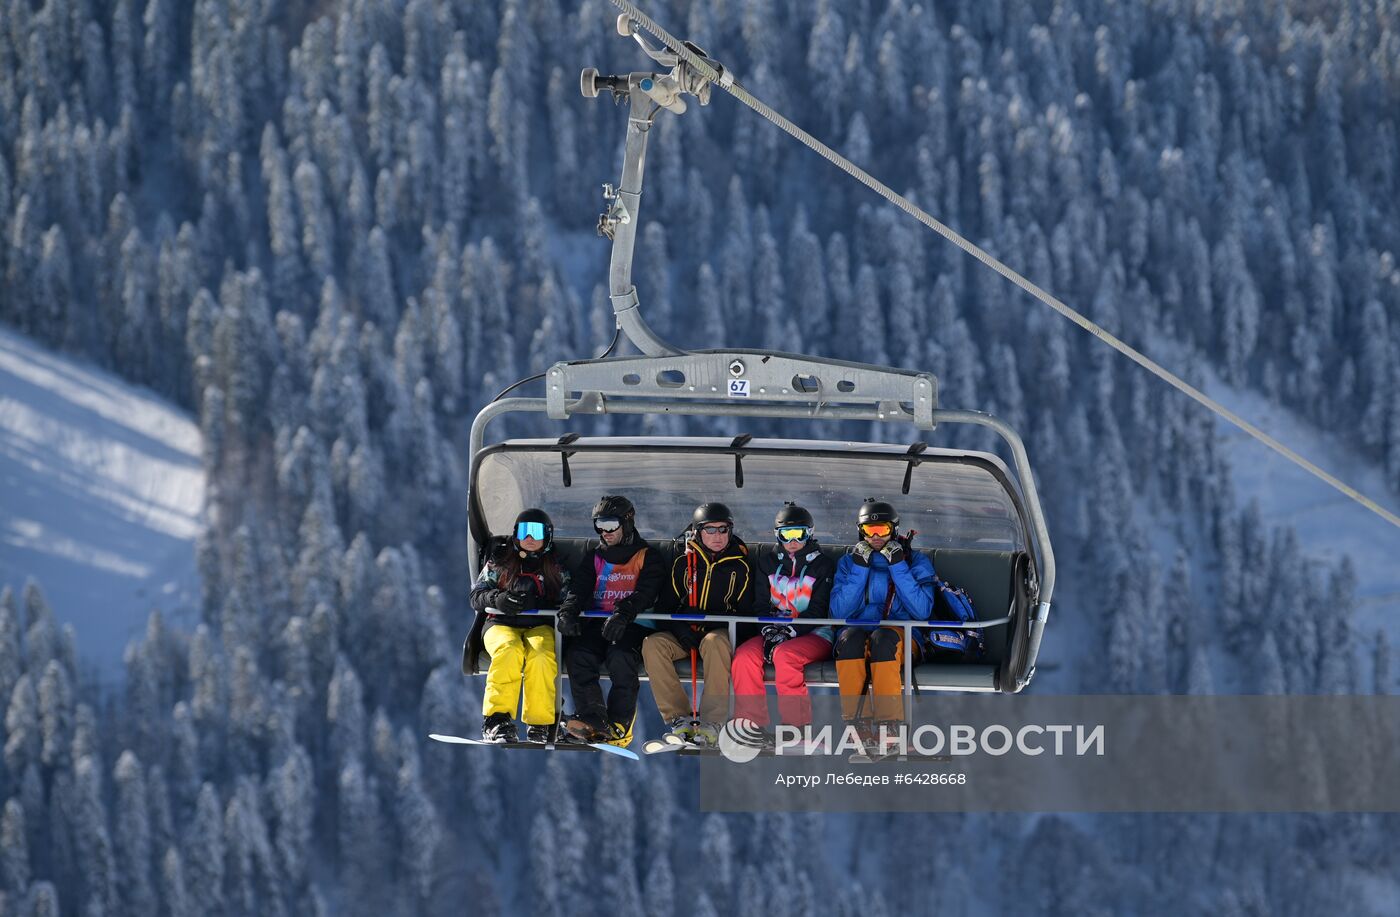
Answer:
[
  {"xmin": 857, "ymin": 499, "xmax": 899, "ymax": 527},
  {"xmin": 691, "ymin": 502, "xmax": 734, "ymax": 529},
  {"xmin": 774, "ymin": 502, "xmax": 814, "ymax": 529},
  {"xmin": 511, "ymin": 508, "xmax": 554, "ymax": 556},
  {"xmin": 592, "ymin": 494, "xmax": 636, "ymax": 537},
  {"xmin": 592, "ymin": 494, "xmax": 635, "ymax": 521}
]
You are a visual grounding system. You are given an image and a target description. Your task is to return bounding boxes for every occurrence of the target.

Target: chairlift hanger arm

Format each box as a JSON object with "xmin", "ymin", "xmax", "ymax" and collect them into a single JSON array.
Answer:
[{"xmin": 582, "ymin": 14, "xmax": 725, "ymax": 358}]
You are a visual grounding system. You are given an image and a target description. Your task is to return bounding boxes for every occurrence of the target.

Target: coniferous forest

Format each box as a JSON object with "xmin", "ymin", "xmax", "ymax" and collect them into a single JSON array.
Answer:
[{"xmin": 1, "ymin": 0, "xmax": 1399, "ymax": 913}]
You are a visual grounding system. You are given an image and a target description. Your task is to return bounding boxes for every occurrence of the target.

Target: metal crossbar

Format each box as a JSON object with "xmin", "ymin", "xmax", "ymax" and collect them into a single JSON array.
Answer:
[{"xmin": 499, "ymin": 609, "xmax": 1009, "ymax": 630}]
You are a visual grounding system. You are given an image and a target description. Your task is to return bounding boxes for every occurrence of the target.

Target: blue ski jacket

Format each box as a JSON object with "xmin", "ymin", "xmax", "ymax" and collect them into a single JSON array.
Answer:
[{"xmin": 829, "ymin": 549, "xmax": 936, "ymax": 628}]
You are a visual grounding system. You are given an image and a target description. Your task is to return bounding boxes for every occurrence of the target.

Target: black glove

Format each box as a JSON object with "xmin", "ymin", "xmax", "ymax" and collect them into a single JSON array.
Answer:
[
  {"xmin": 556, "ymin": 608, "xmax": 582, "ymax": 636},
  {"xmin": 602, "ymin": 611, "xmax": 631, "ymax": 642},
  {"xmin": 493, "ymin": 591, "xmax": 527, "ymax": 614},
  {"xmin": 851, "ymin": 542, "xmax": 874, "ymax": 566},
  {"xmin": 880, "ymin": 541, "xmax": 906, "ymax": 565},
  {"xmin": 509, "ymin": 582, "xmax": 540, "ymax": 610},
  {"xmin": 674, "ymin": 621, "xmax": 705, "ymax": 651}
]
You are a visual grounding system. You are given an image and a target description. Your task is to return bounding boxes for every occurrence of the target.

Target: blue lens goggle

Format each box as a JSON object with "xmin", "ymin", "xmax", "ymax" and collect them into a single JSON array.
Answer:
[{"xmin": 515, "ymin": 521, "xmax": 547, "ymax": 542}]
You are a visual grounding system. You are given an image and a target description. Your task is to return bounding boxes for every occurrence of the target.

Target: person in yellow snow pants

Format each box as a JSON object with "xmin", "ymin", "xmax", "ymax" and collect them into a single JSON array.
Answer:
[
  {"xmin": 481, "ymin": 623, "xmax": 557, "ymax": 732},
  {"xmin": 468, "ymin": 509, "xmax": 569, "ymax": 743}
]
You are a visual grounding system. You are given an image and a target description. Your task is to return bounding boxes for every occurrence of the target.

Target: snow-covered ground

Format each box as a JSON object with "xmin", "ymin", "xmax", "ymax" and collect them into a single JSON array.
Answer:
[
  {"xmin": 0, "ymin": 326, "xmax": 205, "ymax": 680},
  {"xmin": 1025, "ymin": 361, "xmax": 1400, "ymax": 696},
  {"xmin": 1206, "ymin": 375, "xmax": 1400, "ymax": 647}
]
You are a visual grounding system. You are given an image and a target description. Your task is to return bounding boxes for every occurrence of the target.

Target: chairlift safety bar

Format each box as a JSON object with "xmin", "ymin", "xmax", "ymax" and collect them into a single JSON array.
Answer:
[{"xmin": 475, "ymin": 609, "xmax": 1014, "ymax": 629}]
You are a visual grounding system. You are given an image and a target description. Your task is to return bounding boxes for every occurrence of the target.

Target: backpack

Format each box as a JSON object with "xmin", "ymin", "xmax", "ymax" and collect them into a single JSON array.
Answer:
[{"xmin": 926, "ymin": 576, "xmax": 985, "ymax": 660}]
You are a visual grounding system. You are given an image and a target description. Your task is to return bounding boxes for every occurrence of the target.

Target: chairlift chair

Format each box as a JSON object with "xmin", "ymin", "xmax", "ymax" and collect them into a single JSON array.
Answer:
[{"xmin": 464, "ymin": 15, "xmax": 1056, "ymax": 695}]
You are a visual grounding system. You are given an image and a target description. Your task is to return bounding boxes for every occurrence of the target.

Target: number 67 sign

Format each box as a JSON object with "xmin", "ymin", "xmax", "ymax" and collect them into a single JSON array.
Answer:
[{"xmin": 727, "ymin": 378, "xmax": 751, "ymax": 398}]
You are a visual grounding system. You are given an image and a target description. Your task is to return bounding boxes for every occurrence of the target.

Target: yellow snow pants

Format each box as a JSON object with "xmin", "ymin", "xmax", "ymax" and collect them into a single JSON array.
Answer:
[{"xmin": 482, "ymin": 624, "xmax": 557, "ymax": 725}]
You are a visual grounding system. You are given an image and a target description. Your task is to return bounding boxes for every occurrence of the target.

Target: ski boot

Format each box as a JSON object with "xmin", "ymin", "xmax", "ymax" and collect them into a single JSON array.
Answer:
[
  {"xmin": 525, "ymin": 723, "xmax": 554, "ymax": 744},
  {"xmin": 689, "ymin": 720, "xmax": 720, "ymax": 748},
  {"xmin": 663, "ymin": 716, "xmax": 695, "ymax": 745},
  {"xmin": 873, "ymin": 720, "xmax": 906, "ymax": 757},
  {"xmin": 722, "ymin": 717, "xmax": 774, "ymax": 753},
  {"xmin": 849, "ymin": 719, "xmax": 877, "ymax": 754},
  {"xmin": 482, "ymin": 713, "xmax": 518, "ymax": 743}
]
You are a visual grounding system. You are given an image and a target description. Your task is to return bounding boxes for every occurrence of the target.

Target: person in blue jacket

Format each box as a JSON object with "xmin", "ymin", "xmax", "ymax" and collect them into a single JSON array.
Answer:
[{"xmin": 829, "ymin": 499, "xmax": 934, "ymax": 731}]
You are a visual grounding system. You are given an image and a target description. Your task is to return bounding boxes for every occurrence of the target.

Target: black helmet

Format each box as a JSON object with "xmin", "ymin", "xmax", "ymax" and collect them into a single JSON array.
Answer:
[
  {"xmin": 592, "ymin": 494, "xmax": 635, "ymax": 522},
  {"xmin": 857, "ymin": 499, "xmax": 899, "ymax": 527},
  {"xmin": 691, "ymin": 502, "xmax": 733, "ymax": 528},
  {"xmin": 511, "ymin": 508, "xmax": 553, "ymax": 556},
  {"xmin": 774, "ymin": 502, "xmax": 814, "ymax": 529}
]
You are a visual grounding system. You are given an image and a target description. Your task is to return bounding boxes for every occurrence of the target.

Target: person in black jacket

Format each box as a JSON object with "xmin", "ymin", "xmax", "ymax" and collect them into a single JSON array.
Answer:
[
  {"xmin": 731, "ymin": 504, "xmax": 837, "ymax": 736},
  {"xmin": 557, "ymin": 495, "xmax": 665, "ymax": 747},
  {"xmin": 467, "ymin": 509, "xmax": 567, "ymax": 743},
  {"xmin": 643, "ymin": 502, "xmax": 754, "ymax": 745}
]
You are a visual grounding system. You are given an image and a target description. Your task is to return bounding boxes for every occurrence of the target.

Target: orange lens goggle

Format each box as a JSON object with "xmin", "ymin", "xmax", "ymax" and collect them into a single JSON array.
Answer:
[{"xmin": 858, "ymin": 521, "xmax": 894, "ymax": 538}]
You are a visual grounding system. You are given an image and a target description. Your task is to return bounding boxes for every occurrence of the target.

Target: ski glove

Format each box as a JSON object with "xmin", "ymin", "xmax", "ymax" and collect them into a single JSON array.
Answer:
[
  {"xmin": 492, "ymin": 591, "xmax": 528, "ymax": 614},
  {"xmin": 507, "ymin": 576, "xmax": 544, "ymax": 609},
  {"xmin": 601, "ymin": 611, "xmax": 630, "ymax": 642},
  {"xmin": 879, "ymin": 542, "xmax": 906, "ymax": 565},
  {"xmin": 674, "ymin": 619, "xmax": 707, "ymax": 650},
  {"xmin": 851, "ymin": 542, "xmax": 875, "ymax": 566},
  {"xmin": 761, "ymin": 624, "xmax": 797, "ymax": 663},
  {"xmin": 556, "ymin": 609, "xmax": 582, "ymax": 636}
]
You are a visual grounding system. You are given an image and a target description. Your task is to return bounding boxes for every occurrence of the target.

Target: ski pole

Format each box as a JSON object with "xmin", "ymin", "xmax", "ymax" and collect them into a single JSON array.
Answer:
[{"xmin": 690, "ymin": 645, "xmax": 699, "ymax": 729}]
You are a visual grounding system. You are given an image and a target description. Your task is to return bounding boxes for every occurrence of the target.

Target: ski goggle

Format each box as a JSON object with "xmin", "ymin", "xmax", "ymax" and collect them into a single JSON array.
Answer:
[
  {"xmin": 858, "ymin": 521, "xmax": 895, "ymax": 538},
  {"xmin": 515, "ymin": 521, "xmax": 547, "ymax": 542},
  {"xmin": 698, "ymin": 524, "xmax": 731, "ymax": 536},
  {"xmin": 775, "ymin": 526, "xmax": 811, "ymax": 543},
  {"xmin": 593, "ymin": 517, "xmax": 623, "ymax": 534}
]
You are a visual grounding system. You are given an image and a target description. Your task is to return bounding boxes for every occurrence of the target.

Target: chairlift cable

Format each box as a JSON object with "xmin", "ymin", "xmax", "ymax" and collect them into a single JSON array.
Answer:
[{"xmin": 605, "ymin": 0, "xmax": 1400, "ymax": 532}]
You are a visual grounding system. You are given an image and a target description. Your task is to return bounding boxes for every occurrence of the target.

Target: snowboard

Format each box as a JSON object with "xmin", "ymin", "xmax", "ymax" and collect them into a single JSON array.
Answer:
[{"xmin": 428, "ymin": 733, "xmax": 640, "ymax": 760}]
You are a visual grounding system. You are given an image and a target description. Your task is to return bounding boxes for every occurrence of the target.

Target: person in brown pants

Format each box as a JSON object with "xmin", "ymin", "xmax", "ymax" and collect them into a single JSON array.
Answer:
[{"xmin": 643, "ymin": 502, "xmax": 753, "ymax": 746}]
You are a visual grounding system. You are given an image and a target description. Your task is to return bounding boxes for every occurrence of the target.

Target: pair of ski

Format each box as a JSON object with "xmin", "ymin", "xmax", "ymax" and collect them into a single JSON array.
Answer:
[
  {"xmin": 428, "ymin": 733, "xmax": 640, "ymax": 760},
  {"xmin": 642, "ymin": 730, "xmax": 716, "ymax": 755}
]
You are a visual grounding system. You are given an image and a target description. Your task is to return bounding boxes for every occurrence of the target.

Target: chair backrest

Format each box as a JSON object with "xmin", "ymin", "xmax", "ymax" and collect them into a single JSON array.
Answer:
[
  {"xmin": 548, "ymin": 535, "xmax": 682, "ymax": 572},
  {"xmin": 931, "ymin": 548, "xmax": 1016, "ymax": 664},
  {"xmin": 541, "ymin": 537, "xmax": 1023, "ymax": 665}
]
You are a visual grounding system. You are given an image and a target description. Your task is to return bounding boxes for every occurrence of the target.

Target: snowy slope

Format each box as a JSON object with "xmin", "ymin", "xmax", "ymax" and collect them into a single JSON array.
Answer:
[
  {"xmin": 1205, "ymin": 374, "xmax": 1400, "ymax": 648},
  {"xmin": 0, "ymin": 326, "xmax": 205, "ymax": 680},
  {"xmin": 1021, "ymin": 363, "xmax": 1400, "ymax": 696}
]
